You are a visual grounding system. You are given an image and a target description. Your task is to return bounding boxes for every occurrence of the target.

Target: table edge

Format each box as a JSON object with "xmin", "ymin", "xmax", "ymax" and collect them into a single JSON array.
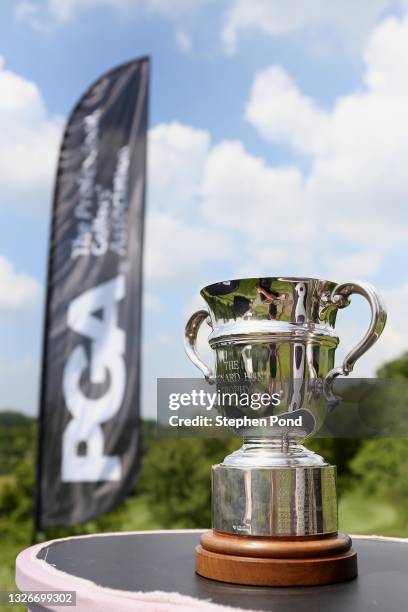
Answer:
[{"xmin": 15, "ymin": 531, "xmax": 408, "ymax": 611}]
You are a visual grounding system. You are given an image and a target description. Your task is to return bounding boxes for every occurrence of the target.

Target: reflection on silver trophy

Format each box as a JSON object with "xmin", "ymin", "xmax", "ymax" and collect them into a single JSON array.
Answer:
[{"xmin": 185, "ymin": 277, "xmax": 386, "ymax": 538}]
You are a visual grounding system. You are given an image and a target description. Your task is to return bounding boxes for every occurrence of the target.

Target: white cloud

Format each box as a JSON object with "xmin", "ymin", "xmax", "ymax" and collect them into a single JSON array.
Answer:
[
  {"xmin": 243, "ymin": 14, "xmax": 408, "ymax": 247},
  {"xmin": 141, "ymin": 13, "xmax": 408, "ymax": 382},
  {"xmin": 145, "ymin": 122, "xmax": 240, "ymax": 286},
  {"xmin": 144, "ymin": 212, "xmax": 233, "ymax": 284},
  {"xmin": 364, "ymin": 15, "xmax": 408, "ymax": 94},
  {"xmin": 0, "ymin": 256, "xmax": 41, "ymax": 309},
  {"xmin": 0, "ymin": 57, "xmax": 62, "ymax": 212},
  {"xmin": 146, "ymin": 0, "xmax": 204, "ymax": 18},
  {"xmin": 175, "ymin": 29, "xmax": 192, "ymax": 53},
  {"xmin": 251, "ymin": 246, "xmax": 288, "ymax": 269},
  {"xmin": 148, "ymin": 122, "xmax": 210, "ymax": 215},
  {"xmin": 202, "ymin": 140, "xmax": 309, "ymax": 242},
  {"xmin": 222, "ymin": 0, "xmax": 408, "ymax": 54},
  {"xmin": 15, "ymin": 0, "xmax": 205, "ymax": 29},
  {"xmin": 146, "ymin": 12, "xmax": 408, "ymax": 289},
  {"xmin": 329, "ymin": 251, "xmax": 383, "ymax": 280},
  {"xmin": 15, "ymin": 0, "xmax": 135, "ymax": 25},
  {"xmin": 14, "ymin": 2, "xmax": 41, "ymax": 25},
  {"xmin": 245, "ymin": 66, "xmax": 329, "ymax": 155}
]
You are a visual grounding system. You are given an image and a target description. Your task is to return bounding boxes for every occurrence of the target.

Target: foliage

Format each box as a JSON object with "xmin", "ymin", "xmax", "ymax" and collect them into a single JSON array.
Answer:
[
  {"xmin": 0, "ymin": 461, "xmax": 35, "ymax": 525},
  {"xmin": 307, "ymin": 437, "xmax": 362, "ymax": 492},
  {"xmin": 350, "ymin": 439, "xmax": 408, "ymax": 502},
  {"xmin": 139, "ymin": 436, "xmax": 240, "ymax": 528},
  {"xmin": 377, "ymin": 351, "xmax": 408, "ymax": 379},
  {"xmin": 343, "ymin": 350, "xmax": 408, "ymax": 527},
  {"xmin": 338, "ymin": 490, "xmax": 407, "ymax": 536},
  {"xmin": 0, "ymin": 411, "xmax": 36, "ymax": 475}
]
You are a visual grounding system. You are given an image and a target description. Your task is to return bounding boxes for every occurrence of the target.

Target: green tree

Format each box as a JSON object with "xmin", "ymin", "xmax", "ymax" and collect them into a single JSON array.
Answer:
[
  {"xmin": 307, "ymin": 437, "xmax": 362, "ymax": 493},
  {"xmin": 346, "ymin": 351, "xmax": 408, "ymax": 525},
  {"xmin": 350, "ymin": 438, "xmax": 408, "ymax": 503},
  {"xmin": 140, "ymin": 436, "xmax": 239, "ymax": 527},
  {"xmin": 377, "ymin": 351, "xmax": 408, "ymax": 379}
]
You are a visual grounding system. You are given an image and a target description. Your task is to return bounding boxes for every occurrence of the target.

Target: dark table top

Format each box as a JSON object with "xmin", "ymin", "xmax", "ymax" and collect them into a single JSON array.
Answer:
[{"xmin": 16, "ymin": 530, "xmax": 408, "ymax": 611}]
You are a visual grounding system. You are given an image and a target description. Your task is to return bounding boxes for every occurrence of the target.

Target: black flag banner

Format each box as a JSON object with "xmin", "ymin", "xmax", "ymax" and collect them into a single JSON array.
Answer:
[{"xmin": 35, "ymin": 58, "xmax": 149, "ymax": 530}]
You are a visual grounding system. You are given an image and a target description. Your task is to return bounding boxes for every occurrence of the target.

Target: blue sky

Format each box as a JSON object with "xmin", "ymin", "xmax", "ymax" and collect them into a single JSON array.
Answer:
[{"xmin": 0, "ymin": 0, "xmax": 407, "ymax": 416}]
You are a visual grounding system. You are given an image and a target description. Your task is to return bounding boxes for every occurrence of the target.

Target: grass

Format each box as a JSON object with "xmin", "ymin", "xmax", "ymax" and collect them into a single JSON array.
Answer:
[
  {"xmin": 0, "ymin": 539, "xmax": 25, "ymax": 611},
  {"xmin": 339, "ymin": 491, "xmax": 408, "ymax": 537},
  {"xmin": 98, "ymin": 494, "xmax": 164, "ymax": 532}
]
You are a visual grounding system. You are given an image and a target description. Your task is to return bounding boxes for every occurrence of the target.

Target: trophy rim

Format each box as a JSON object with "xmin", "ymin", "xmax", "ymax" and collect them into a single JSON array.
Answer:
[{"xmin": 200, "ymin": 276, "xmax": 336, "ymax": 296}]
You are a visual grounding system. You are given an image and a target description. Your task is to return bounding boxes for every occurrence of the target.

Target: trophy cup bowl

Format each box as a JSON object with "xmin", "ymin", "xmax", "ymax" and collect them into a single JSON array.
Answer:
[{"xmin": 185, "ymin": 277, "xmax": 386, "ymax": 586}]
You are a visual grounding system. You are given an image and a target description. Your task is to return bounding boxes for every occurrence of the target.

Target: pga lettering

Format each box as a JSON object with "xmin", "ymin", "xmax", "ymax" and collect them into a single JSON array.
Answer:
[{"xmin": 62, "ymin": 275, "xmax": 126, "ymax": 482}]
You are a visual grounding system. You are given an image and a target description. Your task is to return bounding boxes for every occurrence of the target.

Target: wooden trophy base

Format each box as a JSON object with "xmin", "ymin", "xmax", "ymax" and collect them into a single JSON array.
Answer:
[{"xmin": 196, "ymin": 530, "xmax": 357, "ymax": 587}]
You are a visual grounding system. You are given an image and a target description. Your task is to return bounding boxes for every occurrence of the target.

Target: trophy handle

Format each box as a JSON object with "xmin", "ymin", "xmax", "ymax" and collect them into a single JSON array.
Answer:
[
  {"xmin": 184, "ymin": 310, "xmax": 214, "ymax": 381},
  {"xmin": 323, "ymin": 281, "xmax": 387, "ymax": 404}
]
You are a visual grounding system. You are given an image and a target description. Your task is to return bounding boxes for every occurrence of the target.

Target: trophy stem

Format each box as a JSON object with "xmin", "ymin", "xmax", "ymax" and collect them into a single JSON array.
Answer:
[{"xmin": 225, "ymin": 435, "xmax": 327, "ymax": 469}]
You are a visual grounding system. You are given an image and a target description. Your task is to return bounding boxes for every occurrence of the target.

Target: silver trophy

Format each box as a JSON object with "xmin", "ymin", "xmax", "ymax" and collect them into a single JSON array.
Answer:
[{"xmin": 185, "ymin": 277, "xmax": 386, "ymax": 585}]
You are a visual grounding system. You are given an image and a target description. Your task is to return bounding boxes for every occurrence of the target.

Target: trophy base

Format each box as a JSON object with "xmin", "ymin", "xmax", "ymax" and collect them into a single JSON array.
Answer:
[{"xmin": 196, "ymin": 530, "xmax": 357, "ymax": 586}]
